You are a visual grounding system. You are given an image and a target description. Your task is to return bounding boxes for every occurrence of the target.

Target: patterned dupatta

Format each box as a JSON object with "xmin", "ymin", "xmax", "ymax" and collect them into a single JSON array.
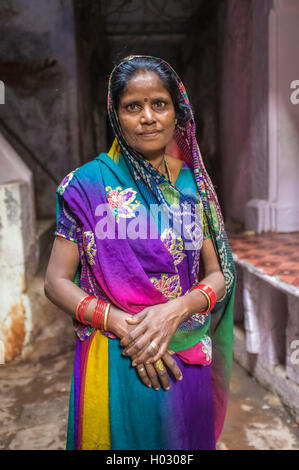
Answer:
[{"xmin": 57, "ymin": 56, "xmax": 236, "ymax": 441}]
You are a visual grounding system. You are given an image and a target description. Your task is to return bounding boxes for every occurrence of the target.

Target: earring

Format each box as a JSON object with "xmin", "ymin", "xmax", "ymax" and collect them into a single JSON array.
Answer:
[{"xmin": 174, "ymin": 118, "xmax": 178, "ymax": 125}]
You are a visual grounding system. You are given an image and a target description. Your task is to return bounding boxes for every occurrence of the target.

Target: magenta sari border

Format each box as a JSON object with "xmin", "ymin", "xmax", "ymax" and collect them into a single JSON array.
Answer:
[
  {"xmin": 77, "ymin": 330, "xmax": 97, "ymax": 450},
  {"xmin": 73, "ymin": 337, "xmax": 82, "ymax": 450}
]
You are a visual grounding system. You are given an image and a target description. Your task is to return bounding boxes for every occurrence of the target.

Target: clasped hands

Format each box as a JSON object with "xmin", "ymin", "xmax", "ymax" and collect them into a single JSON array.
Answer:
[{"xmin": 118, "ymin": 298, "xmax": 185, "ymax": 391}]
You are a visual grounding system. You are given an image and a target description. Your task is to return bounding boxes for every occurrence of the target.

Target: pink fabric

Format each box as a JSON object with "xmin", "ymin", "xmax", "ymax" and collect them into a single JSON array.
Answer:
[{"xmin": 177, "ymin": 338, "xmax": 212, "ymax": 366}]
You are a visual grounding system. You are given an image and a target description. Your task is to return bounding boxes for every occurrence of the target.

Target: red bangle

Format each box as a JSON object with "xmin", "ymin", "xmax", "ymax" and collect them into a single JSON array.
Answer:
[
  {"xmin": 91, "ymin": 299, "xmax": 101, "ymax": 329},
  {"xmin": 76, "ymin": 296, "xmax": 88, "ymax": 322},
  {"xmin": 91, "ymin": 298, "xmax": 108, "ymax": 331},
  {"xmin": 77, "ymin": 296, "xmax": 94, "ymax": 325},
  {"xmin": 192, "ymin": 283, "xmax": 216, "ymax": 314}
]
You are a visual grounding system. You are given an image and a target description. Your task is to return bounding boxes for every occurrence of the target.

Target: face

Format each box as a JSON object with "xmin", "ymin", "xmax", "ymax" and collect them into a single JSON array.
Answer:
[{"xmin": 117, "ymin": 71, "xmax": 176, "ymax": 160}]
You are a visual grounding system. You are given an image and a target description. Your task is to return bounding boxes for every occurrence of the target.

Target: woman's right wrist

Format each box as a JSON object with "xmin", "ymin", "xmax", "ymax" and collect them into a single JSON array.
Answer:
[
  {"xmin": 106, "ymin": 304, "xmax": 119, "ymax": 335},
  {"xmin": 77, "ymin": 297, "xmax": 118, "ymax": 334}
]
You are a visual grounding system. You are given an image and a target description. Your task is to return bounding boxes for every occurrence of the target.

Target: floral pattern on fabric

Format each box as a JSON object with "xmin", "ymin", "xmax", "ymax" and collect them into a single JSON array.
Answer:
[
  {"xmin": 189, "ymin": 313, "xmax": 209, "ymax": 326},
  {"xmin": 200, "ymin": 335, "xmax": 212, "ymax": 365},
  {"xmin": 106, "ymin": 186, "xmax": 140, "ymax": 223},
  {"xmin": 182, "ymin": 202, "xmax": 203, "ymax": 252},
  {"xmin": 160, "ymin": 228, "xmax": 186, "ymax": 266},
  {"xmin": 82, "ymin": 231, "xmax": 97, "ymax": 266},
  {"xmin": 209, "ymin": 201, "xmax": 220, "ymax": 233},
  {"xmin": 217, "ymin": 240, "xmax": 235, "ymax": 293},
  {"xmin": 149, "ymin": 273, "xmax": 182, "ymax": 299},
  {"xmin": 196, "ymin": 199, "xmax": 204, "ymax": 221},
  {"xmin": 158, "ymin": 183, "xmax": 180, "ymax": 207},
  {"xmin": 74, "ymin": 323, "xmax": 94, "ymax": 341},
  {"xmin": 57, "ymin": 170, "xmax": 78, "ymax": 196}
]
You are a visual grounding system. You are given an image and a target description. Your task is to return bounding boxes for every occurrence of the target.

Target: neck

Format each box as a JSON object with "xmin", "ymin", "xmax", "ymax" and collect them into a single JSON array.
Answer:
[{"xmin": 139, "ymin": 149, "xmax": 166, "ymax": 171}]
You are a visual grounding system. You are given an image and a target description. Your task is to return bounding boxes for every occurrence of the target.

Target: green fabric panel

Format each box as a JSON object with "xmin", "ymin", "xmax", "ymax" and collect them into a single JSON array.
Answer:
[{"xmin": 66, "ymin": 374, "xmax": 75, "ymax": 450}]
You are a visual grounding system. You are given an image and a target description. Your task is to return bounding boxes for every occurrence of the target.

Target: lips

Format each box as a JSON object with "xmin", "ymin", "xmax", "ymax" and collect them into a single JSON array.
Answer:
[{"xmin": 139, "ymin": 130, "xmax": 161, "ymax": 136}]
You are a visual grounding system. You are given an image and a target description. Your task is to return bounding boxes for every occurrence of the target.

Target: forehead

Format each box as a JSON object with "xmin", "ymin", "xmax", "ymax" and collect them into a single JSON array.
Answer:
[{"xmin": 120, "ymin": 71, "xmax": 171, "ymax": 100}]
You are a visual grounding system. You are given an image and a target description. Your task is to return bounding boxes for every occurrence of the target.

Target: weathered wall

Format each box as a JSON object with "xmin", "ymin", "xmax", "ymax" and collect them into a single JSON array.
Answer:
[
  {"xmin": 181, "ymin": 0, "xmax": 221, "ymax": 204},
  {"xmin": 0, "ymin": 180, "xmax": 32, "ymax": 362},
  {"xmin": 268, "ymin": 0, "xmax": 299, "ymax": 231},
  {"xmin": 73, "ymin": 0, "xmax": 108, "ymax": 163},
  {"xmin": 0, "ymin": 0, "xmax": 80, "ymax": 218},
  {"xmin": 245, "ymin": 0, "xmax": 299, "ymax": 233},
  {"xmin": 218, "ymin": 0, "xmax": 252, "ymax": 226}
]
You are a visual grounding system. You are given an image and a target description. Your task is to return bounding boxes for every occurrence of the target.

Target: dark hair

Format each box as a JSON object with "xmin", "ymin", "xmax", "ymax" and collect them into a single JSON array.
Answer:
[{"xmin": 110, "ymin": 57, "xmax": 192, "ymax": 125}]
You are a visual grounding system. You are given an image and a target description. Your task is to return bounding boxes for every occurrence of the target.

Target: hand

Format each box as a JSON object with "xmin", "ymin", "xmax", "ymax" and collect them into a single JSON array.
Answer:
[
  {"xmin": 106, "ymin": 304, "xmax": 135, "ymax": 338},
  {"xmin": 135, "ymin": 351, "xmax": 183, "ymax": 391},
  {"xmin": 107, "ymin": 306, "xmax": 183, "ymax": 390},
  {"xmin": 120, "ymin": 297, "xmax": 186, "ymax": 366}
]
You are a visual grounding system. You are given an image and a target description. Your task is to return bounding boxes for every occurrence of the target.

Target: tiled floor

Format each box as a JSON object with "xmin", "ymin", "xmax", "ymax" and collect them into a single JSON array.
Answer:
[{"xmin": 228, "ymin": 231, "xmax": 299, "ymax": 288}]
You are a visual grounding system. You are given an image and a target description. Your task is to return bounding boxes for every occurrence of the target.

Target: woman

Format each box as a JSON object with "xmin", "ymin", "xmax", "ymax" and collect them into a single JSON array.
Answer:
[{"xmin": 45, "ymin": 55, "xmax": 236, "ymax": 451}]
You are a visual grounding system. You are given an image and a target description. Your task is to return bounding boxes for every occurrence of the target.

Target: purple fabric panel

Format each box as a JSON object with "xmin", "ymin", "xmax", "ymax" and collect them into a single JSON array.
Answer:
[
  {"xmin": 73, "ymin": 338, "xmax": 82, "ymax": 450},
  {"xmin": 181, "ymin": 160, "xmax": 193, "ymax": 170},
  {"xmin": 169, "ymin": 357, "xmax": 216, "ymax": 450}
]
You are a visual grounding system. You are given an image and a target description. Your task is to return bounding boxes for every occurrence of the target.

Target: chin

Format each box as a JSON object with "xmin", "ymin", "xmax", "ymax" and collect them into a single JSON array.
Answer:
[
  {"xmin": 135, "ymin": 140, "xmax": 170, "ymax": 157},
  {"xmin": 138, "ymin": 147, "xmax": 165, "ymax": 159}
]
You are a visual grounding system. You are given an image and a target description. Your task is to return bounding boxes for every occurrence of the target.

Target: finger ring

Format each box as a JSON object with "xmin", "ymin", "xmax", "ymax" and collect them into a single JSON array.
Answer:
[
  {"xmin": 138, "ymin": 367, "xmax": 145, "ymax": 373},
  {"xmin": 155, "ymin": 359, "xmax": 165, "ymax": 371},
  {"xmin": 149, "ymin": 340, "xmax": 158, "ymax": 351}
]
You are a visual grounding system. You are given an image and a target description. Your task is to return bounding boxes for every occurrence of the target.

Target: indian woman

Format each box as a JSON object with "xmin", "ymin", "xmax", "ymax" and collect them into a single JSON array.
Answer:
[{"xmin": 44, "ymin": 55, "xmax": 236, "ymax": 450}]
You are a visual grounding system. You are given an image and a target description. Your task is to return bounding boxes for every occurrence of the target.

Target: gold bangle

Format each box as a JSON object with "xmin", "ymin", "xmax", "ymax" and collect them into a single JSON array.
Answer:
[
  {"xmin": 104, "ymin": 302, "xmax": 111, "ymax": 331},
  {"xmin": 196, "ymin": 288, "xmax": 211, "ymax": 313}
]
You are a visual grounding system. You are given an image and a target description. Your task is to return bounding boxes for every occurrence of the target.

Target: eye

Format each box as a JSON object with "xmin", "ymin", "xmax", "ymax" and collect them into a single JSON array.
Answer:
[
  {"xmin": 126, "ymin": 103, "xmax": 140, "ymax": 112},
  {"xmin": 153, "ymin": 100, "xmax": 166, "ymax": 109}
]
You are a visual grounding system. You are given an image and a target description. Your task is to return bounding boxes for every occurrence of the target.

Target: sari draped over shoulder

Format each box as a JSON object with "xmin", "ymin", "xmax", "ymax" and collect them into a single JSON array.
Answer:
[{"xmin": 56, "ymin": 55, "xmax": 236, "ymax": 450}]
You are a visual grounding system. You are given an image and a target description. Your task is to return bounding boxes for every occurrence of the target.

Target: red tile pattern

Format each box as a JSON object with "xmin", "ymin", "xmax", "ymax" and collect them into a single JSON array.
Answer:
[{"xmin": 228, "ymin": 232, "xmax": 299, "ymax": 288}]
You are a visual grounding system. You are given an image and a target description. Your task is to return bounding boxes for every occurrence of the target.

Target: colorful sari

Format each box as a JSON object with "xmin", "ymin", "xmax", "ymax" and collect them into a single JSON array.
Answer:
[{"xmin": 55, "ymin": 56, "xmax": 236, "ymax": 450}]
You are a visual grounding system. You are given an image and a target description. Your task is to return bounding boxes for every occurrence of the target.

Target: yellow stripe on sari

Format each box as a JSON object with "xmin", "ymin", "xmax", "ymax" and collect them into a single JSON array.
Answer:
[
  {"xmin": 81, "ymin": 331, "xmax": 110, "ymax": 450},
  {"xmin": 107, "ymin": 138, "xmax": 121, "ymax": 163}
]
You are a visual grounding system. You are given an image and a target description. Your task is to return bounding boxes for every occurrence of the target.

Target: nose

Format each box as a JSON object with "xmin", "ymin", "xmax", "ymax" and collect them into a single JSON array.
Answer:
[{"xmin": 141, "ymin": 104, "xmax": 155, "ymax": 124}]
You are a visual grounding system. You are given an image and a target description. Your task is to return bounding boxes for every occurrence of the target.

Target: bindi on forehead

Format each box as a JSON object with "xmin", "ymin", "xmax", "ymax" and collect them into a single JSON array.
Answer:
[{"xmin": 144, "ymin": 98, "xmax": 148, "ymax": 102}]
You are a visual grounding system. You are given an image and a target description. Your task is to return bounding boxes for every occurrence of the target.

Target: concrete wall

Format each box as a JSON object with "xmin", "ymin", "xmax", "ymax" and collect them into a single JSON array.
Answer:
[
  {"xmin": 0, "ymin": 133, "xmax": 37, "ymax": 284},
  {"xmin": 0, "ymin": 180, "xmax": 32, "ymax": 362},
  {"xmin": 0, "ymin": 131, "xmax": 38, "ymax": 362},
  {"xmin": 246, "ymin": 0, "xmax": 299, "ymax": 233},
  {"xmin": 219, "ymin": 0, "xmax": 252, "ymax": 226},
  {"xmin": 0, "ymin": 0, "xmax": 80, "ymax": 218},
  {"xmin": 269, "ymin": 0, "xmax": 299, "ymax": 231}
]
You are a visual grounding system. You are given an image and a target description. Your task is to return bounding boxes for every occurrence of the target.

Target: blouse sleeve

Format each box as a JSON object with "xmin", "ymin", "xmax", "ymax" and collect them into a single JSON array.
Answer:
[{"xmin": 55, "ymin": 192, "xmax": 78, "ymax": 243}]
